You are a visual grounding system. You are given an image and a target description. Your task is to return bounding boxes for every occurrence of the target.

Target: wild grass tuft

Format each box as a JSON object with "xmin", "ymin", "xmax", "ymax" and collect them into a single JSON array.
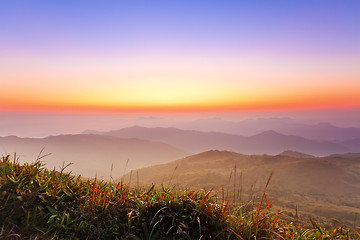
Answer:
[{"xmin": 0, "ymin": 154, "xmax": 358, "ymax": 239}]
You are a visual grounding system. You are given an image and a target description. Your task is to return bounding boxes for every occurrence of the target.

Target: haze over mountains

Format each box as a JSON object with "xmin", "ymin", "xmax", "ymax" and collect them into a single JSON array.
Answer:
[
  {"xmin": 80, "ymin": 117, "xmax": 360, "ymax": 141},
  {"xmin": 1, "ymin": 117, "xmax": 360, "ymax": 180},
  {"xmin": 170, "ymin": 118, "xmax": 360, "ymax": 141},
  {"xmin": 84, "ymin": 125, "xmax": 359, "ymax": 156},
  {"xmin": 0, "ymin": 134, "xmax": 187, "ymax": 179},
  {"xmin": 2, "ymin": 116, "xmax": 360, "ymax": 225}
]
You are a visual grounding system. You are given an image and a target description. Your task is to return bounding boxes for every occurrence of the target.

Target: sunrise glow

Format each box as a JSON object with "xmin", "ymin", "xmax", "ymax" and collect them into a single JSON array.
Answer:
[{"xmin": 0, "ymin": 1, "xmax": 359, "ymax": 113}]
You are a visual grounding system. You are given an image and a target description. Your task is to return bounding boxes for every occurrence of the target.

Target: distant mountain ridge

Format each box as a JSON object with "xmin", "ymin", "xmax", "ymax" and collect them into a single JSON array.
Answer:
[
  {"xmin": 278, "ymin": 150, "xmax": 315, "ymax": 158},
  {"xmin": 174, "ymin": 118, "xmax": 360, "ymax": 141},
  {"xmin": 84, "ymin": 126, "xmax": 356, "ymax": 156}
]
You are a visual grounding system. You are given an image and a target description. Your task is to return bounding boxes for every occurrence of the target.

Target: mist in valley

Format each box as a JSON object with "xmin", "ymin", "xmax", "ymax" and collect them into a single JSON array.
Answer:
[{"xmin": 1, "ymin": 112, "xmax": 360, "ymax": 228}]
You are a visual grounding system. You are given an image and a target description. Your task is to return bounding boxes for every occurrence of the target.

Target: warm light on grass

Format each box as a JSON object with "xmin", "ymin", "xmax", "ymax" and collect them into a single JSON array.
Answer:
[{"xmin": 1, "ymin": 155, "xmax": 358, "ymax": 239}]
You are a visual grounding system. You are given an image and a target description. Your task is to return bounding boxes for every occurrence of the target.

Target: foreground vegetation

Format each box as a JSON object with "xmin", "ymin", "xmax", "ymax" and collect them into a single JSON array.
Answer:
[
  {"xmin": 1, "ymin": 155, "xmax": 359, "ymax": 239},
  {"xmin": 122, "ymin": 150, "xmax": 360, "ymax": 227}
]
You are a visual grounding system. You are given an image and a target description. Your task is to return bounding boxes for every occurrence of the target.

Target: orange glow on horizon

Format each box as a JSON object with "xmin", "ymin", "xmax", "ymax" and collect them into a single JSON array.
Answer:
[
  {"xmin": 1, "ymin": 67, "xmax": 360, "ymax": 114},
  {"xmin": 1, "ymin": 91, "xmax": 359, "ymax": 114},
  {"xmin": 1, "ymin": 50, "xmax": 359, "ymax": 115}
]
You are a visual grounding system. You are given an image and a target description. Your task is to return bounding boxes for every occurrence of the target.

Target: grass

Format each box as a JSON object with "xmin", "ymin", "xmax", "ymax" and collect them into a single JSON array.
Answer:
[{"xmin": 0, "ymin": 154, "xmax": 359, "ymax": 239}]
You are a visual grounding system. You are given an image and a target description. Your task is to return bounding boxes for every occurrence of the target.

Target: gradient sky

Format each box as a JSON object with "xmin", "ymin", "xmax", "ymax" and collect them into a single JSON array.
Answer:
[{"xmin": 1, "ymin": 0, "xmax": 360, "ymax": 113}]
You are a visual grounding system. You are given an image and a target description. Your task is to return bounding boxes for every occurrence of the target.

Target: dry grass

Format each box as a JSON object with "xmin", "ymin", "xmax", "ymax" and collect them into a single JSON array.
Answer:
[{"xmin": 1, "ymin": 154, "xmax": 359, "ymax": 239}]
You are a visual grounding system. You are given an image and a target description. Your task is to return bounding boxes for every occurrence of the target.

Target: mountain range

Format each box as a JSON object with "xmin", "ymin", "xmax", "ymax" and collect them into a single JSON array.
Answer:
[
  {"xmin": 84, "ymin": 126, "xmax": 358, "ymax": 156},
  {"xmin": 111, "ymin": 117, "xmax": 360, "ymax": 141},
  {"xmin": 2, "ymin": 118, "xmax": 360, "ymax": 180},
  {"xmin": 2, "ymin": 117, "xmax": 360, "ymax": 225},
  {"xmin": 173, "ymin": 118, "xmax": 360, "ymax": 141}
]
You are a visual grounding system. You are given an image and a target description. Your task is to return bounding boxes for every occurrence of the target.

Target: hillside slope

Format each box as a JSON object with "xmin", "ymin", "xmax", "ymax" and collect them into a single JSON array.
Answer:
[
  {"xmin": 122, "ymin": 150, "xmax": 360, "ymax": 225},
  {"xmin": 2, "ymin": 155, "xmax": 356, "ymax": 239}
]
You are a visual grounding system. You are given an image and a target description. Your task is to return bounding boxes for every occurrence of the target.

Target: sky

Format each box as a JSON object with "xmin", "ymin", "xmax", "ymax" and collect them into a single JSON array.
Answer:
[{"xmin": 0, "ymin": 0, "xmax": 360, "ymax": 135}]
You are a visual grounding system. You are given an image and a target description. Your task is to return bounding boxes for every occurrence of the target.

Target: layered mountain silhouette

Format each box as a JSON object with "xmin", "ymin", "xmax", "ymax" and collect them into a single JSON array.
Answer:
[
  {"xmin": 171, "ymin": 118, "xmax": 360, "ymax": 141},
  {"xmin": 0, "ymin": 134, "xmax": 187, "ymax": 179},
  {"xmin": 84, "ymin": 126, "xmax": 355, "ymax": 156}
]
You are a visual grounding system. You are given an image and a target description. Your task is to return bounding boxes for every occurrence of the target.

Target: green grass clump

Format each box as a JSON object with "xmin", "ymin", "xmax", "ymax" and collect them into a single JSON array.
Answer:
[
  {"xmin": 1, "ymin": 154, "xmax": 359, "ymax": 239},
  {"xmin": 0, "ymin": 155, "xmax": 236, "ymax": 239}
]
